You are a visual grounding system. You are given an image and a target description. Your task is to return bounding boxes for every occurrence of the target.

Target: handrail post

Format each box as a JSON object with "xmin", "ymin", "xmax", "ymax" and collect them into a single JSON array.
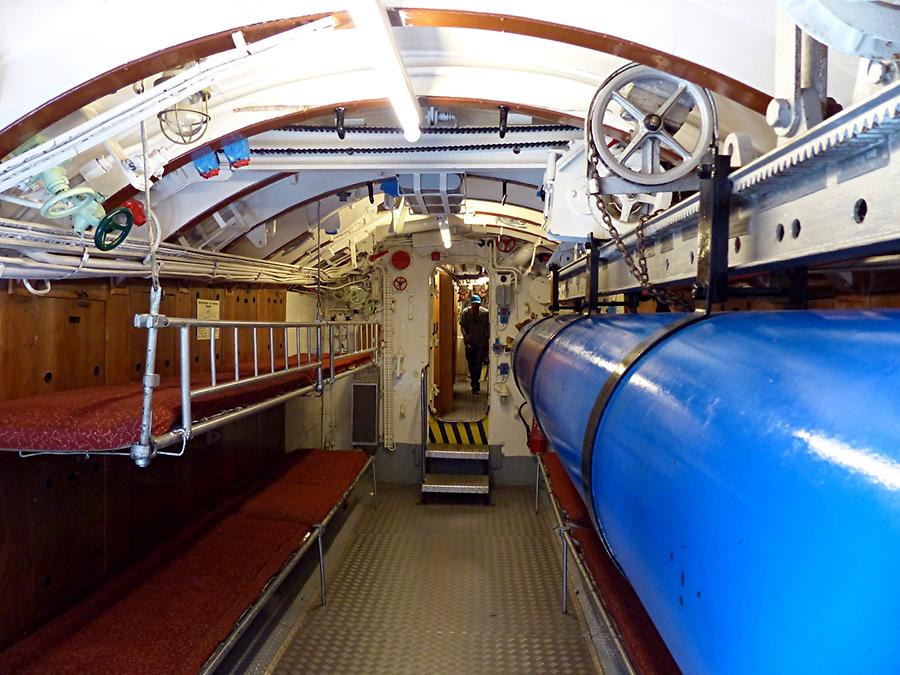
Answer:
[
  {"xmin": 209, "ymin": 327, "xmax": 217, "ymax": 387},
  {"xmin": 131, "ymin": 284, "xmax": 163, "ymax": 468},
  {"xmin": 180, "ymin": 325, "xmax": 193, "ymax": 441},
  {"xmin": 233, "ymin": 327, "xmax": 239, "ymax": 382},
  {"xmin": 252, "ymin": 329, "xmax": 259, "ymax": 377},
  {"xmin": 316, "ymin": 324, "xmax": 324, "ymax": 392},
  {"xmin": 420, "ymin": 363, "xmax": 429, "ymax": 482},
  {"xmin": 329, "ymin": 324, "xmax": 336, "ymax": 383}
]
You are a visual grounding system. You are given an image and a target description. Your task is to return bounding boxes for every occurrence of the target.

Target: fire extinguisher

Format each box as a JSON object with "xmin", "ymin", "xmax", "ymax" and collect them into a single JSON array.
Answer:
[{"xmin": 528, "ymin": 418, "xmax": 547, "ymax": 455}]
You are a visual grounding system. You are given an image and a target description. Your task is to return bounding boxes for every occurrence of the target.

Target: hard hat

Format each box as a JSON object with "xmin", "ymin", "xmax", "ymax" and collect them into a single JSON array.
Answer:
[{"xmin": 470, "ymin": 294, "xmax": 482, "ymax": 303}]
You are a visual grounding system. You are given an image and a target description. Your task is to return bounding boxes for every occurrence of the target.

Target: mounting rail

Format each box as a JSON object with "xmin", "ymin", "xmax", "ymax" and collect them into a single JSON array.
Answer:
[{"xmin": 558, "ymin": 79, "xmax": 900, "ymax": 300}]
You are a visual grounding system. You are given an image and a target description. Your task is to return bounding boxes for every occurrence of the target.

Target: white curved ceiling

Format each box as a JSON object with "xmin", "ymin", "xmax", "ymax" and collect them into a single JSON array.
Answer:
[
  {"xmin": 0, "ymin": 0, "xmax": 868, "ymax": 278},
  {"xmin": 0, "ymin": 0, "xmax": 785, "ymax": 132}
]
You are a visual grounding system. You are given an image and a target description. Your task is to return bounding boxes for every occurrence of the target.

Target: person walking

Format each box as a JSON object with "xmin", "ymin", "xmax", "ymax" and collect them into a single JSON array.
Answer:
[{"xmin": 459, "ymin": 294, "xmax": 490, "ymax": 394}]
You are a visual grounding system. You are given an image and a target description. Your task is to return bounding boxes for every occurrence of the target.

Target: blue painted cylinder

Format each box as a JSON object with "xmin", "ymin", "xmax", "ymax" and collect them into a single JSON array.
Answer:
[{"xmin": 513, "ymin": 310, "xmax": 900, "ymax": 674}]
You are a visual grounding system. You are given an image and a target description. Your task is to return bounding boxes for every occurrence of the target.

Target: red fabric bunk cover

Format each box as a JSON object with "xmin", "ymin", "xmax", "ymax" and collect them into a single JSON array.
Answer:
[
  {"xmin": 0, "ymin": 352, "xmax": 372, "ymax": 452},
  {"xmin": 541, "ymin": 452, "xmax": 681, "ymax": 675},
  {"xmin": 0, "ymin": 449, "xmax": 370, "ymax": 675}
]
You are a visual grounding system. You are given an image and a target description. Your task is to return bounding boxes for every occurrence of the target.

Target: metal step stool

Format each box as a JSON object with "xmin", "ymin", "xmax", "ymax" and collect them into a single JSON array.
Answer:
[{"xmin": 421, "ymin": 443, "xmax": 492, "ymax": 503}]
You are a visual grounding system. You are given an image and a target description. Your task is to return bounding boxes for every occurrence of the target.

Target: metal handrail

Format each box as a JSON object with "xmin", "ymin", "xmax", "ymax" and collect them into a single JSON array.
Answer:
[
  {"xmin": 420, "ymin": 363, "xmax": 429, "ymax": 481},
  {"xmin": 132, "ymin": 310, "xmax": 382, "ymax": 466}
]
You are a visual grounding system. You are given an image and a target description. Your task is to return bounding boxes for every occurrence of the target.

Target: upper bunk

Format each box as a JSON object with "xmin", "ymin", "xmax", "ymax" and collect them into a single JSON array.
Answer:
[{"xmin": 0, "ymin": 281, "xmax": 380, "ymax": 466}]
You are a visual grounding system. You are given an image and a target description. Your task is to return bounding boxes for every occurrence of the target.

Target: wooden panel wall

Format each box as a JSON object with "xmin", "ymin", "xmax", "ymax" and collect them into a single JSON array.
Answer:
[{"xmin": 0, "ymin": 280, "xmax": 287, "ymax": 650}]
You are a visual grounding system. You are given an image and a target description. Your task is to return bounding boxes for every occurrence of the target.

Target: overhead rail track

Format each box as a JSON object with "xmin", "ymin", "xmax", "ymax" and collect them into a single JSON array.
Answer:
[{"xmin": 557, "ymin": 79, "xmax": 900, "ymax": 301}]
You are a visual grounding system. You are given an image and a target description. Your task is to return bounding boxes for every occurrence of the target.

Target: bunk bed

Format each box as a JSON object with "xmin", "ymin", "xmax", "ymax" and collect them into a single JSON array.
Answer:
[
  {"xmin": 0, "ymin": 303, "xmax": 381, "ymax": 466},
  {"xmin": 538, "ymin": 451, "xmax": 680, "ymax": 675},
  {"xmin": 0, "ymin": 447, "xmax": 376, "ymax": 675}
]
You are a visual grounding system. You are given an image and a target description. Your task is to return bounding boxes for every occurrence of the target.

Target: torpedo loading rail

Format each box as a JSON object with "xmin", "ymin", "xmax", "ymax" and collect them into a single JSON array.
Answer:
[
  {"xmin": 513, "ymin": 310, "xmax": 900, "ymax": 674},
  {"xmin": 556, "ymin": 79, "xmax": 900, "ymax": 305}
]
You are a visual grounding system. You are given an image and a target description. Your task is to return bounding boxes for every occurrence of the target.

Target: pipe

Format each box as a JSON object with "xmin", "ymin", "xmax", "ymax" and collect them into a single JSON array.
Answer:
[{"xmin": 512, "ymin": 310, "xmax": 900, "ymax": 675}]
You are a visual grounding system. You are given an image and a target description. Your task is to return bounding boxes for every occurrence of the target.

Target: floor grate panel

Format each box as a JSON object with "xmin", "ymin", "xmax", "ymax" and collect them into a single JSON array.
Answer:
[{"xmin": 272, "ymin": 485, "xmax": 599, "ymax": 674}]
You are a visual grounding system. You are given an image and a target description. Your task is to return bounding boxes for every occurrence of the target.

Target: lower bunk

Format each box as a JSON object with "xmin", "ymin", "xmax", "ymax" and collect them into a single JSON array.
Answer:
[
  {"xmin": 538, "ymin": 451, "xmax": 681, "ymax": 675},
  {"xmin": 0, "ymin": 448, "xmax": 374, "ymax": 675}
]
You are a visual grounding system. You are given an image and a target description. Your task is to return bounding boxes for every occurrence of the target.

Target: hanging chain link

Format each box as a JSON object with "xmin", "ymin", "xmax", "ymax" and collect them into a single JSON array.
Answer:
[{"xmin": 586, "ymin": 145, "xmax": 693, "ymax": 311}]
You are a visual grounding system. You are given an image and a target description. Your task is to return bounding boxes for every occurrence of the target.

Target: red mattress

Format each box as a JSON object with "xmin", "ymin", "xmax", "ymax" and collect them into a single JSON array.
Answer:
[
  {"xmin": 239, "ymin": 448, "xmax": 370, "ymax": 524},
  {"xmin": 0, "ymin": 448, "xmax": 370, "ymax": 675},
  {"xmin": 541, "ymin": 452, "xmax": 681, "ymax": 675},
  {"xmin": 0, "ymin": 352, "xmax": 372, "ymax": 452}
]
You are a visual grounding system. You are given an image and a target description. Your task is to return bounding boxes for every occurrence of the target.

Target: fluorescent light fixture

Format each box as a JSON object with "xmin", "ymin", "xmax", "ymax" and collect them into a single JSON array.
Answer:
[
  {"xmin": 438, "ymin": 215, "xmax": 452, "ymax": 249},
  {"xmin": 349, "ymin": 0, "xmax": 422, "ymax": 142}
]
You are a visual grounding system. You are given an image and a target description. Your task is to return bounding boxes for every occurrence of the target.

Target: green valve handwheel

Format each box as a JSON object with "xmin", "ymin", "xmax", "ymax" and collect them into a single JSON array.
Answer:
[{"xmin": 94, "ymin": 206, "xmax": 134, "ymax": 251}]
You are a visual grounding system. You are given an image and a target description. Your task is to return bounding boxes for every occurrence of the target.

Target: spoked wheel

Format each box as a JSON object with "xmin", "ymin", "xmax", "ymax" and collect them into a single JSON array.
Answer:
[
  {"xmin": 587, "ymin": 63, "xmax": 716, "ymax": 187},
  {"xmin": 591, "ymin": 139, "xmax": 673, "ymax": 231},
  {"xmin": 40, "ymin": 186, "xmax": 101, "ymax": 219}
]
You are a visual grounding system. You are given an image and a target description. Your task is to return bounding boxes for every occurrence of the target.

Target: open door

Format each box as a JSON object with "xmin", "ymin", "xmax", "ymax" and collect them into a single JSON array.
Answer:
[
  {"xmin": 430, "ymin": 265, "xmax": 490, "ymax": 424},
  {"xmin": 433, "ymin": 269, "xmax": 456, "ymax": 416}
]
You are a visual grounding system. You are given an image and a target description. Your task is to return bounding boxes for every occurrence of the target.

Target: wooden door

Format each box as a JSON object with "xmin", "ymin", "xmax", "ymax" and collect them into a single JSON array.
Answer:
[{"xmin": 434, "ymin": 271, "xmax": 455, "ymax": 416}]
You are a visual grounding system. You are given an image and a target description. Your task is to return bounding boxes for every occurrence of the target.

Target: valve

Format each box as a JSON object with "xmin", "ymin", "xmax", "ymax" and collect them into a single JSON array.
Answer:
[
  {"xmin": 94, "ymin": 207, "xmax": 134, "ymax": 251},
  {"xmin": 496, "ymin": 235, "xmax": 517, "ymax": 253},
  {"xmin": 122, "ymin": 199, "xmax": 147, "ymax": 226},
  {"xmin": 40, "ymin": 186, "xmax": 106, "ymax": 234}
]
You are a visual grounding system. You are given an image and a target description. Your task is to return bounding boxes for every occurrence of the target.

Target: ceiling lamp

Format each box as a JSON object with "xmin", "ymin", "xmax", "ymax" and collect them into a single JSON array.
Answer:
[
  {"xmin": 349, "ymin": 0, "xmax": 422, "ymax": 142},
  {"xmin": 438, "ymin": 215, "xmax": 452, "ymax": 249},
  {"xmin": 155, "ymin": 68, "xmax": 212, "ymax": 145}
]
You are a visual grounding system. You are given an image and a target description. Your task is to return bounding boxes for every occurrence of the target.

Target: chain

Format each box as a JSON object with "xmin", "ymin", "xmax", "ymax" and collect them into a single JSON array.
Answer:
[
  {"xmin": 586, "ymin": 147, "xmax": 692, "ymax": 311},
  {"xmin": 252, "ymin": 140, "xmax": 570, "ymax": 155}
]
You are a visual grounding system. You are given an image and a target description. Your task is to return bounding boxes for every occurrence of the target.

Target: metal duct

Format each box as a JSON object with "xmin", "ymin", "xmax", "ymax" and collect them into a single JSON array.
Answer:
[{"xmin": 513, "ymin": 311, "xmax": 900, "ymax": 674}]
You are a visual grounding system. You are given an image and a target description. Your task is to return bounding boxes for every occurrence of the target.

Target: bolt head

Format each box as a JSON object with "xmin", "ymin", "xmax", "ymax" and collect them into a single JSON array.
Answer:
[
  {"xmin": 643, "ymin": 114, "xmax": 663, "ymax": 131},
  {"xmin": 766, "ymin": 98, "xmax": 792, "ymax": 128}
]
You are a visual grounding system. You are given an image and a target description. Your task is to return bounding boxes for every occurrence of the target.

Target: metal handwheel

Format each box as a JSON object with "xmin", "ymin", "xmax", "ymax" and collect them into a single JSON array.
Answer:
[
  {"xmin": 587, "ymin": 63, "xmax": 716, "ymax": 187},
  {"xmin": 94, "ymin": 207, "xmax": 134, "ymax": 251},
  {"xmin": 40, "ymin": 186, "xmax": 101, "ymax": 219}
]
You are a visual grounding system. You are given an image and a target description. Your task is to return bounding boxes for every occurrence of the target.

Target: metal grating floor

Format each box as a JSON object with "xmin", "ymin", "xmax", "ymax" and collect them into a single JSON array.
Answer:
[
  {"xmin": 438, "ymin": 379, "xmax": 489, "ymax": 422},
  {"xmin": 271, "ymin": 485, "xmax": 599, "ymax": 674}
]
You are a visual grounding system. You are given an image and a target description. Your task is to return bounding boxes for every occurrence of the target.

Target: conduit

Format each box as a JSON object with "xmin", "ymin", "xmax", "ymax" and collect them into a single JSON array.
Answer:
[{"xmin": 512, "ymin": 310, "xmax": 900, "ymax": 675}]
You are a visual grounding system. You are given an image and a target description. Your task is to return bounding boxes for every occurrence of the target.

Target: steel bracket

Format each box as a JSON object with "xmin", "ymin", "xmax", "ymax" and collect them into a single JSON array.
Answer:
[{"xmin": 693, "ymin": 153, "xmax": 733, "ymax": 310}]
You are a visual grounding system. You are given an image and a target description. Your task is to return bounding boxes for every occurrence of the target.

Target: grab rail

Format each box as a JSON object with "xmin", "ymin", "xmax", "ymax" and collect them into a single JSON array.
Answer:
[
  {"xmin": 420, "ymin": 363, "xmax": 429, "ymax": 482},
  {"xmin": 132, "ymin": 309, "xmax": 381, "ymax": 467}
]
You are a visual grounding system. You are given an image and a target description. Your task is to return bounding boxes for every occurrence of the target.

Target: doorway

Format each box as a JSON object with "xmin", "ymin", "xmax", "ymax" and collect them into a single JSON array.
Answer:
[{"xmin": 430, "ymin": 265, "xmax": 490, "ymax": 423}]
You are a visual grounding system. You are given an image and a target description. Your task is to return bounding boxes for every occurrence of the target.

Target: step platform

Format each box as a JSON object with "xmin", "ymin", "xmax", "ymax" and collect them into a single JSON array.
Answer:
[
  {"xmin": 424, "ymin": 443, "xmax": 490, "ymax": 461},
  {"xmin": 421, "ymin": 473, "xmax": 490, "ymax": 495}
]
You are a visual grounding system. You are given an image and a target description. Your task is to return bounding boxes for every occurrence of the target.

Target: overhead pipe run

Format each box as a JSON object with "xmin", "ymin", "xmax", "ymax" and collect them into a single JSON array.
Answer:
[{"xmin": 513, "ymin": 311, "xmax": 900, "ymax": 674}]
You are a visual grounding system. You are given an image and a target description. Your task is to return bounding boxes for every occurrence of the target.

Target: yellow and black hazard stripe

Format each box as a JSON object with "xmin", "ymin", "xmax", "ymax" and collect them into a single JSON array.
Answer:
[{"xmin": 428, "ymin": 416, "xmax": 489, "ymax": 445}]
